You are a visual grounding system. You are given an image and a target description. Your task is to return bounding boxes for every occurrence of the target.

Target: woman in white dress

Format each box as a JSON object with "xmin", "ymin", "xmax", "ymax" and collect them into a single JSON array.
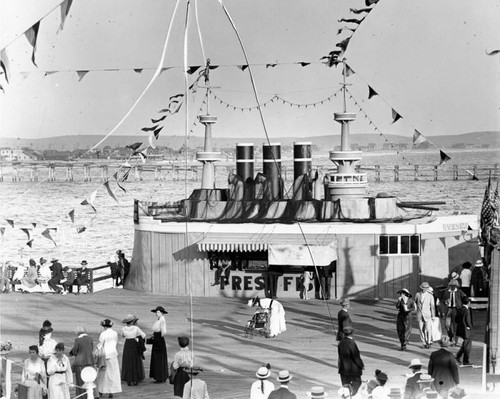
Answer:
[
  {"xmin": 121, "ymin": 314, "xmax": 146, "ymax": 386},
  {"xmin": 247, "ymin": 297, "xmax": 286, "ymax": 337},
  {"xmin": 46, "ymin": 342, "xmax": 73, "ymax": 399},
  {"xmin": 96, "ymin": 319, "xmax": 122, "ymax": 398},
  {"xmin": 250, "ymin": 366, "xmax": 274, "ymax": 399},
  {"xmin": 22, "ymin": 345, "xmax": 47, "ymax": 399}
]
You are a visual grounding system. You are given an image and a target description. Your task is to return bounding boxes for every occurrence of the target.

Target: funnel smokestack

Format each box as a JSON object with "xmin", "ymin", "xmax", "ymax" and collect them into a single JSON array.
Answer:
[{"xmin": 263, "ymin": 143, "xmax": 282, "ymax": 199}]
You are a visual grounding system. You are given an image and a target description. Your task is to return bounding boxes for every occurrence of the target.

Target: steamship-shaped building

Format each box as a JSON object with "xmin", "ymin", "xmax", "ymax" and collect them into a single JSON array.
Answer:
[{"xmin": 128, "ymin": 65, "xmax": 479, "ymax": 299}]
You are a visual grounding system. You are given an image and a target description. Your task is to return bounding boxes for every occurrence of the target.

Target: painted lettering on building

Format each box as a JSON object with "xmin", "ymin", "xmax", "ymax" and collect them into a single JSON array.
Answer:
[
  {"xmin": 442, "ymin": 223, "xmax": 469, "ymax": 231},
  {"xmin": 222, "ymin": 275, "xmax": 302, "ymax": 292}
]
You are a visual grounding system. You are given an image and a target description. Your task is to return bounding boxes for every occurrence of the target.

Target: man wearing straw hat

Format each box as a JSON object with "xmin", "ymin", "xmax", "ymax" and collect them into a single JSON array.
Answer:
[
  {"xmin": 414, "ymin": 282, "xmax": 435, "ymax": 349},
  {"xmin": 250, "ymin": 365, "xmax": 274, "ymax": 399},
  {"xmin": 307, "ymin": 386, "xmax": 327, "ymax": 399},
  {"xmin": 404, "ymin": 358, "xmax": 425, "ymax": 399},
  {"xmin": 268, "ymin": 370, "xmax": 297, "ymax": 399}
]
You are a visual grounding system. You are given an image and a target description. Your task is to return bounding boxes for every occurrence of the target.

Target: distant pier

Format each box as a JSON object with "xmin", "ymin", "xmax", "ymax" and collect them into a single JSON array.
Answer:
[{"xmin": 0, "ymin": 161, "xmax": 497, "ymax": 183}]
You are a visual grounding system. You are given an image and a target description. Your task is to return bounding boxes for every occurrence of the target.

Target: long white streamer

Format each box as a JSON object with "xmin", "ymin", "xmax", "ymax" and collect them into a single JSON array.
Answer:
[{"xmin": 84, "ymin": 0, "xmax": 182, "ymax": 155}]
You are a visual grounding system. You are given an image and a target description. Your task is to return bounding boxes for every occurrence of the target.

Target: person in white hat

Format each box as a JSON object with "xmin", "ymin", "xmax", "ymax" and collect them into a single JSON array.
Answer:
[
  {"xmin": 307, "ymin": 386, "xmax": 328, "ymax": 398},
  {"xmin": 396, "ymin": 288, "xmax": 415, "ymax": 351},
  {"xmin": 268, "ymin": 370, "xmax": 297, "ymax": 399},
  {"xmin": 404, "ymin": 358, "xmax": 424, "ymax": 399},
  {"xmin": 250, "ymin": 365, "xmax": 274, "ymax": 399},
  {"xmin": 414, "ymin": 282, "xmax": 435, "ymax": 349}
]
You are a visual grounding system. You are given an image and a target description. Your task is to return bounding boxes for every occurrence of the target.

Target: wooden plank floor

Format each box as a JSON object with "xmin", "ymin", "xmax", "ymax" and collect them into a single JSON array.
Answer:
[{"xmin": 0, "ymin": 289, "xmax": 495, "ymax": 398}]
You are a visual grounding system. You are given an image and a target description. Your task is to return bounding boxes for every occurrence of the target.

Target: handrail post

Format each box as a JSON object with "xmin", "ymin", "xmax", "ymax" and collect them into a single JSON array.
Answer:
[{"xmin": 89, "ymin": 269, "xmax": 94, "ymax": 293}]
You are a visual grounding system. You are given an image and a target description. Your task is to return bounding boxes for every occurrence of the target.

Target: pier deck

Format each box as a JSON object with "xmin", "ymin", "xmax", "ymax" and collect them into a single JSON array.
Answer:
[{"xmin": 0, "ymin": 289, "xmax": 496, "ymax": 398}]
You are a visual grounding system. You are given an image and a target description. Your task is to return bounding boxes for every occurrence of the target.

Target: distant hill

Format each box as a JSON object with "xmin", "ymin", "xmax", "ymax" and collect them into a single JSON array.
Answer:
[{"xmin": 0, "ymin": 131, "xmax": 499, "ymax": 151}]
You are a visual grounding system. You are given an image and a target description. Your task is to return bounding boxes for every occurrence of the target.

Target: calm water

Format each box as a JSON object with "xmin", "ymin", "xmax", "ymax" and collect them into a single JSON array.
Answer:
[{"xmin": 1, "ymin": 148, "xmax": 498, "ymax": 274}]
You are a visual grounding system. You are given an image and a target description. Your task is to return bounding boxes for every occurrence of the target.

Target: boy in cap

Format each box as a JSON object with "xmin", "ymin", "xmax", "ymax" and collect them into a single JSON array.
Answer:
[
  {"xmin": 336, "ymin": 298, "xmax": 352, "ymax": 342},
  {"xmin": 268, "ymin": 370, "xmax": 296, "ymax": 399},
  {"xmin": 443, "ymin": 280, "xmax": 467, "ymax": 346},
  {"xmin": 396, "ymin": 288, "xmax": 415, "ymax": 351}
]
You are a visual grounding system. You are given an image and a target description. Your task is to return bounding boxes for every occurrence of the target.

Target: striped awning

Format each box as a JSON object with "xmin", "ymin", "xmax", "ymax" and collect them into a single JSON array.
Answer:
[{"xmin": 196, "ymin": 233, "xmax": 337, "ymax": 255}]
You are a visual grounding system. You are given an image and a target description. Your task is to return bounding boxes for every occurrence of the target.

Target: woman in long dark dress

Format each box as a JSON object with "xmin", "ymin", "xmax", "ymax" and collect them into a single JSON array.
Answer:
[
  {"xmin": 121, "ymin": 315, "xmax": 146, "ymax": 386},
  {"xmin": 149, "ymin": 306, "xmax": 169, "ymax": 383}
]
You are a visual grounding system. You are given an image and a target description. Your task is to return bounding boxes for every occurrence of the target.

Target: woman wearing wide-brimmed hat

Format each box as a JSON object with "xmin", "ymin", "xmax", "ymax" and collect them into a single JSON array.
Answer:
[
  {"xmin": 149, "ymin": 306, "xmax": 169, "ymax": 383},
  {"xmin": 250, "ymin": 365, "xmax": 274, "ymax": 399},
  {"xmin": 96, "ymin": 319, "xmax": 122, "ymax": 398},
  {"xmin": 121, "ymin": 314, "xmax": 146, "ymax": 386},
  {"xmin": 396, "ymin": 288, "xmax": 415, "ymax": 351}
]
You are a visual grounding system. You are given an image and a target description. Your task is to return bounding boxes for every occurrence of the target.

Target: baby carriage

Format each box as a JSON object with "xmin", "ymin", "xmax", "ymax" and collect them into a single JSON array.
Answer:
[{"xmin": 244, "ymin": 308, "xmax": 271, "ymax": 339}]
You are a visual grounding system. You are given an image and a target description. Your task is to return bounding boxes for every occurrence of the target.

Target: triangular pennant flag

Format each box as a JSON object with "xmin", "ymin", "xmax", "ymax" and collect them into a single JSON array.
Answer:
[
  {"xmin": 160, "ymin": 67, "xmax": 172, "ymax": 74},
  {"xmin": 391, "ymin": 108, "xmax": 402, "ymax": 124},
  {"xmin": 439, "ymin": 150, "xmax": 451, "ymax": 165},
  {"xmin": 44, "ymin": 71, "xmax": 59, "ymax": 77},
  {"xmin": 0, "ymin": 227, "xmax": 5, "ymax": 236},
  {"xmin": 413, "ymin": 130, "xmax": 427, "ymax": 145},
  {"xmin": 126, "ymin": 142, "xmax": 142, "ymax": 151},
  {"xmin": 103, "ymin": 181, "xmax": 119, "ymax": 203},
  {"xmin": 0, "ymin": 83, "xmax": 4, "ymax": 93},
  {"xmin": 112, "ymin": 171, "xmax": 127, "ymax": 193},
  {"xmin": 32, "ymin": 222, "xmax": 37, "ymax": 228},
  {"xmin": 208, "ymin": 65, "xmax": 219, "ymax": 70},
  {"xmin": 24, "ymin": 21, "xmax": 41, "ymax": 66},
  {"xmin": 0, "ymin": 49, "xmax": 11, "ymax": 84},
  {"xmin": 41, "ymin": 228, "xmax": 57, "ymax": 246},
  {"xmin": 343, "ymin": 64, "xmax": 355, "ymax": 77},
  {"xmin": 486, "ymin": 49, "xmax": 500, "ymax": 56},
  {"xmin": 81, "ymin": 199, "xmax": 97, "ymax": 213},
  {"xmin": 90, "ymin": 190, "xmax": 98, "ymax": 204},
  {"xmin": 152, "ymin": 115, "xmax": 167, "ymax": 124},
  {"xmin": 6, "ymin": 219, "xmax": 14, "ymax": 228},
  {"xmin": 153, "ymin": 126, "xmax": 164, "ymax": 139},
  {"xmin": 238, "ymin": 65, "xmax": 249, "ymax": 71},
  {"xmin": 133, "ymin": 149, "xmax": 148, "ymax": 164},
  {"xmin": 368, "ymin": 86, "xmax": 378, "ymax": 99},
  {"xmin": 148, "ymin": 134, "xmax": 157, "ymax": 149},
  {"xmin": 26, "ymin": 239, "xmax": 34, "ymax": 248},
  {"xmin": 350, "ymin": 7, "xmax": 372, "ymax": 14},
  {"xmin": 58, "ymin": 0, "xmax": 73, "ymax": 32},
  {"xmin": 77, "ymin": 226, "xmax": 86, "ymax": 234},
  {"xmin": 266, "ymin": 63, "xmax": 277, "ymax": 68},
  {"xmin": 338, "ymin": 17, "xmax": 364, "ymax": 25},
  {"xmin": 298, "ymin": 62, "xmax": 310, "ymax": 67},
  {"xmin": 76, "ymin": 70, "xmax": 89, "ymax": 81},
  {"xmin": 20, "ymin": 228, "xmax": 31, "ymax": 240},
  {"xmin": 122, "ymin": 161, "xmax": 132, "ymax": 168},
  {"xmin": 186, "ymin": 66, "xmax": 201, "ymax": 75},
  {"xmin": 68, "ymin": 209, "xmax": 75, "ymax": 223},
  {"xmin": 336, "ymin": 37, "xmax": 351, "ymax": 51},
  {"xmin": 134, "ymin": 69, "xmax": 143, "ymax": 74},
  {"xmin": 141, "ymin": 125, "xmax": 158, "ymax": 132}
]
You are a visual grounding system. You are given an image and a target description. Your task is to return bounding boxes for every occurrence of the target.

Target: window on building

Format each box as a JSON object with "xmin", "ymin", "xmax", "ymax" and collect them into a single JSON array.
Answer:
[{"xmin": 379, "ymin": 235, "xmax": 420, "ymax": 256}]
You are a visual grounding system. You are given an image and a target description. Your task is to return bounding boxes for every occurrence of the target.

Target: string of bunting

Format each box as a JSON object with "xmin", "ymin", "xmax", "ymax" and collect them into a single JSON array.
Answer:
[
  {"xmin": 0, "ymin": 0, "xmax": 73, "ymax": 92},
  {"xmin": 320, "ymin": 0, "xmax": 380, "ymax": 67},
  {"xmin": 210, "ymin": 89, "xmax": 342, "ymax": 112}
]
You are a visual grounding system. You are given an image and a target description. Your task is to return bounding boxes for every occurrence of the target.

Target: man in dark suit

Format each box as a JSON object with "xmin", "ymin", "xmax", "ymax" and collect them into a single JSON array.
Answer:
[
  {"xmin": 338, "ymin": 326, "xmax": 364, "ymax": 396},
  {"xmin": 455, "ymin": 297, "xmax": 473, "ymax": 366},
  {"xmin": 336, "ymin": 298, "xmax": 353, "ymax": 342},
  {"xmin": 268, "ymin": 370, "xmax": 297, "ymax": 399},
  {"xmin": 69, "ymin": 326, "xmax": 94, "ymax": 398},
  {"xmin": 428, "ymin": 337, "xmax": 459, "ymax": 398},
  {"xmin": 443, "ymin": 280, "xmax": 467, "ymax": 346},
  {"xmin": 403, "ymin": 358, "xmax": 426, "ymax": 399},
  {"xmin": 48, "ymin": 258, "xmax": 64, "ymax": 294}
]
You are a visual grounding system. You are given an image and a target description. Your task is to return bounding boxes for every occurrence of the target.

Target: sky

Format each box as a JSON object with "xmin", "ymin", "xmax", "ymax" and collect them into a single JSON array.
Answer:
[{"xmin": 0, "ymin": 0, "xmax": 499, "ymax": 144}]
